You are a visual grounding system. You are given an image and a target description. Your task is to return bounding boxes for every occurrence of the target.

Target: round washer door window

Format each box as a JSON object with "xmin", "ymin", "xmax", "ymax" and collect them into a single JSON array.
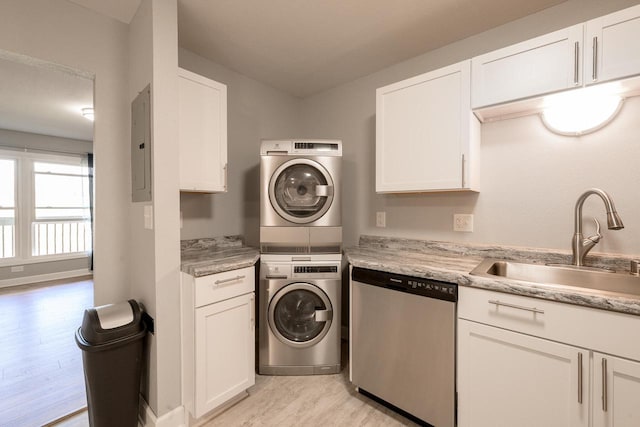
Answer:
[
  {"xmin": 269, "ymin": 159, "xmax": 334, "ymax": 224},
  {"xmin": 269, "ymin": 282, "xmax": 333, "ymax": 348}
]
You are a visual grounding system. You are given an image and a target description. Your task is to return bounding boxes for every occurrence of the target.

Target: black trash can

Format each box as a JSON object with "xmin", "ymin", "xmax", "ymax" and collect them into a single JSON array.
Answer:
[{"xmin": 75, "ymin": 299, "xmax": 147, "ymax": 427}]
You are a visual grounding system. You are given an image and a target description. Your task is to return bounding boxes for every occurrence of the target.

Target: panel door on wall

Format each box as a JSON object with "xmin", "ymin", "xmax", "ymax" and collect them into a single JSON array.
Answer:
[
  {"xmin": 376, "ymin": 60, "xmax": 478, "ymax": 193},
  {"xmin": 178, "ymin": 67, "xmax": 227, "ymax": 193},
  {"xmin": 457, "ymin": 320, "xmax": 588, "ymax": 427},
  {"xmin": 471, "ymin": 24, "xmax": 583, "ymax": 109},
  {"xmin": 585, "ymin": 4, "xmax": 640, "ymax": 85},
  {"xmin": 593, "ymin": 352, "xmax": 640, "ymax": 427},
  {"xmin": 194, "ymin": 292, "xmax": 254, "ymax": 418}
]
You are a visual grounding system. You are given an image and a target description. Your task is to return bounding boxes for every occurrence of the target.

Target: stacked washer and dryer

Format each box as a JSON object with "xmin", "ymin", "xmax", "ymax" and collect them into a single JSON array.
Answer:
[{"xmin": 259, "ymin": 139, "xmax": 342, "ymax": 375}]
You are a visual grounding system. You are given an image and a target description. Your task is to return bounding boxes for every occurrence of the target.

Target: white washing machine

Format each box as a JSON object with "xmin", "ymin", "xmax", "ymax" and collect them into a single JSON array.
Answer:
[
  {"xmin": 258, "ymin": 254, "xmax": 341, "ymax": 375},
  {"xmin": 260, "ymin": 139, "xmax": 342, "ymax": 254}
]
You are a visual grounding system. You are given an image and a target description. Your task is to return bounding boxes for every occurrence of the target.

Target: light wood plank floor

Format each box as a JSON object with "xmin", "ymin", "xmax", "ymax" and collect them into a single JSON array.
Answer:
[
  {"xmin": 55, "ymin": 341, "xmax": 418, "ymax": 427},
  {"xmin": 201, "ymin": 360, "xmax": 420, "ymax": 426},
  {"xmin": 0, "ymin": 277, "xmax": 93, "ymax": 427}
]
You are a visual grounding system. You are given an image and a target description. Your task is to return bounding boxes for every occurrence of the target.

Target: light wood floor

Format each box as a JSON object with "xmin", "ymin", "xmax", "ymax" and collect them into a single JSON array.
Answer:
[
  {"xmin": 55, "ymin": 342, "xmax": 418, "ymax": 427},
  {"xmin": 0, "ymin": 276, "xmax": 93, "ymax": 427},
  {"xmin": 202, "ymin": 357, "xmax": 420, "ymax": 427}
]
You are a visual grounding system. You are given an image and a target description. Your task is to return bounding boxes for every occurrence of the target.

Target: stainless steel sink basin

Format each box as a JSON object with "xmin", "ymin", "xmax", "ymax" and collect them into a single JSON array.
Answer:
[{"xmin": 470, "ymin": 258, "xmax": 640, "ymax": 297}]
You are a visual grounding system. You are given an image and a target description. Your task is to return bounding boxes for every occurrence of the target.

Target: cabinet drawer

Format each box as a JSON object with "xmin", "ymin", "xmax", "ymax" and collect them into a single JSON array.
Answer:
[
  {"xmin": 458, "ymin": 286, "xmax": 640, "ymax": 361},
  {"xmin": 194, "ymin": 266, "xmax": 254, "ymax": 308}
]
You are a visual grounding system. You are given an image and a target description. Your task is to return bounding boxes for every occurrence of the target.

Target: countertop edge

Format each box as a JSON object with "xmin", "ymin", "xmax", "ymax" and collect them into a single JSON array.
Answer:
[{"xmin": 345, "ymin": 250, "xmax": 640, "ymax": 317}]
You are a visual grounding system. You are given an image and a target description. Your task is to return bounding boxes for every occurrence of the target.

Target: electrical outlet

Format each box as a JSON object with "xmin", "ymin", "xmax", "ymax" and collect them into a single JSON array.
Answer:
[
  {"xmin": 376, "ymin": 211, "xmax": 386, "ymax": 228},
  {"xmin": 454, "ymin": 214, "xmax": 474, "ymax": 232}
]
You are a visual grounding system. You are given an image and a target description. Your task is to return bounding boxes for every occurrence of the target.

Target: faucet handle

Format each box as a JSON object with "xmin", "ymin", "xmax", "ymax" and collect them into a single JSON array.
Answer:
[{"xmin": 586, "ymin": 217, "xmax": 602, "ymax": 243}]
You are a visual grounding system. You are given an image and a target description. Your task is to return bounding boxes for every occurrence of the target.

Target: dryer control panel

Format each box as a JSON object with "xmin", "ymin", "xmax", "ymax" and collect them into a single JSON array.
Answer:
[{"xmin": 260, "ymin": 139, "xmax": 342, "ymax": 156}]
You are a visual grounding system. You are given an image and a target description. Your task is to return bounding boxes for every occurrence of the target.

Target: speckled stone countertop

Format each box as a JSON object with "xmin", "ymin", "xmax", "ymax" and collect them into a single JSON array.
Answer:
[
  {"xmin": 181, "ymin": 236, "xmax": 260, "ymax": 277},
  {"xmin": 344, "ymin": 235, "xmax": 640, "ymax": 316}
]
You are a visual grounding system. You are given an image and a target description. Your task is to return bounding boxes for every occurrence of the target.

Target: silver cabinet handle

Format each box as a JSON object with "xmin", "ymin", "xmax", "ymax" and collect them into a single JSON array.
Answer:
[
  {"xmin": 592, "ymin": 36, "xmax": 599, "ymax": 81},
  {"xmin": 250, "ymin": 294, "xmax": 255, "ymax": 332},
  {"xmin": 214, "ymin": 275, "xmax": 245, "ymax": 286},
  {"xmin": 578, "ymin": 352, "xmax": 583, "ymax": 404},
  {"xmin": 223, "ymin": 163, "xmax": 228, "ymax": 191},
  {"xmin": 265, "ymin": 275, "xmax": 287, "ymax": 279},
  {"xmin": 602, "ymin": 357, "xmax": 608, "ymax": 412},
  {"xmin": 488, "ymin": 300, "xmax": 544, "ymax": 314},
  {"xmin": 461, "ymin": 154, "xmax": 466, "ymax": 188},
  {"xmin": 574, "ymin": 41, "xmax": 580, "ymax": 85}
]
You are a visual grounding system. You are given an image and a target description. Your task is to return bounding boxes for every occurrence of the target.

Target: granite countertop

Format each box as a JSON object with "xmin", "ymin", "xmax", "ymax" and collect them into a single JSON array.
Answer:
[
  {"xmin": 345, "ymin": 235, "xmax": 640, "ymax": 316},
  {"xmin": 181, "ymin": 236, "xmax": 260, "ymax": 277}
]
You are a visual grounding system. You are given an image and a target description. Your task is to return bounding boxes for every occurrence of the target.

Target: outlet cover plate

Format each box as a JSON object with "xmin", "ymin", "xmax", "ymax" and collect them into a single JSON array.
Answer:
[
  {"xmin": 454, "ymin": 214, "xmax": 474, "ymax": 232},
  {"xmin": 376, "ymin": 211, "xmax": 386, "ymax": 228}
]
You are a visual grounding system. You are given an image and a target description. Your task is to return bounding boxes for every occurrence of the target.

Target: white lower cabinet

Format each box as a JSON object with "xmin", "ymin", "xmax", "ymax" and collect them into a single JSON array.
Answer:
[
  {"xmin": 458, "ymin": 286, "xmax": 640, "ymax": 427},
  {"xmin": 593, "ymin": 353, "xmax": 640, "ymax": 427},
  {"xmin": 458, "ymin": 320, "xmax": 588, "ymax": 427},
  {"xmin": 181, "ymin": 267, "xmax": 255, "ymax": 420}
]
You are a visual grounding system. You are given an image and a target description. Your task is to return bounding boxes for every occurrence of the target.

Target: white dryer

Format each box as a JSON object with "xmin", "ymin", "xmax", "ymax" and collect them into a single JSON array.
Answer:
[
  {"xmin": 258, "ymin": 255, "xmax": 341, "ymax": 375},
  {"xmin": 260, "ymin": 139, "xmax": 342, "ymax": 254}
]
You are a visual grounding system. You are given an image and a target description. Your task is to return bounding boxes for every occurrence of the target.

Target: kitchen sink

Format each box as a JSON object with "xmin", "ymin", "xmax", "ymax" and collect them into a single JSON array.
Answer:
[{"xmin": 470, "ymin": 258, "xmax": 640, "ymax": 297}]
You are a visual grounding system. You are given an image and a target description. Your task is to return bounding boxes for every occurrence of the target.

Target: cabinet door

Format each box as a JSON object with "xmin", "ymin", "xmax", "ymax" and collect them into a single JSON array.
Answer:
[
  {"xmin": 593, "ymin": 353, "xmax": 640, "ymax": 427},
  {"xmin": 457, "ymin": 320, "xmax": 588, "ymax": 427},
  {"xmin": 194, "ymin": 292, "xmax": 255, "ymax": 418},
  {"xmin": 178, "ymin": 68, "xmax": 228, "ymax": 193},
  {"xmin": 471, "ymin": 24, "xmax": 583, "ymax": 108},
  {"xmin": 585, "ymin": 4, "xmax": 640, "ymax": 85},
  {"xmin": 376, "ymin": 60, "xmax": 479, "ymax": 193}
]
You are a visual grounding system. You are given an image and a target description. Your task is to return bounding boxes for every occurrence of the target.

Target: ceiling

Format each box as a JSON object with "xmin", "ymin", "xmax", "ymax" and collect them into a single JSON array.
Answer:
[
  {"xmin": 177, "ymin": 0, "xmax": 567, "ymax": 97},
  {"xmin": 69, "ymin": 0, "xmax": 567, "ymax": 98},
  {"xmin": 0, "ymin": 0, "xmax": 569, "ymax": 142},
  {"xmin": 0, "ymin": 56, "xmax": 94, "ymax": 141}
]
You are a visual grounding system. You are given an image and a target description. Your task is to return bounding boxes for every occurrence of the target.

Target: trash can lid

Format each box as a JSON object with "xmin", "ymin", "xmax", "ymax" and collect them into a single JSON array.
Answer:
[{"xmin": 79, "ymin": 299, "xmax": 145, "ymax": 345}]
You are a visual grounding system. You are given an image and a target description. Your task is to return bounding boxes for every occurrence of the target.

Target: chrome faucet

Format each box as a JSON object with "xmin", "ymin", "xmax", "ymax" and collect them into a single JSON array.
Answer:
[{"xmin": 571, "ymin": 188, "xmax": 624, "ymax": 266}]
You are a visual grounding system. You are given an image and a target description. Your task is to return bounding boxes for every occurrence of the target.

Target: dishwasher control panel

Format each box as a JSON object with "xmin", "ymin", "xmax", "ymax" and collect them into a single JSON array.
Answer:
[{"xmin": 351, "ymin": 267, "xmax": 457, "ymax": 302}]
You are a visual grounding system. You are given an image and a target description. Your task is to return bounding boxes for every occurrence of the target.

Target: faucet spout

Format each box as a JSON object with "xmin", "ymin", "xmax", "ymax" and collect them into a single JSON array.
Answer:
[{"xmin": 572, "ymin": 188, "xmax": 624, "ymax": 266}]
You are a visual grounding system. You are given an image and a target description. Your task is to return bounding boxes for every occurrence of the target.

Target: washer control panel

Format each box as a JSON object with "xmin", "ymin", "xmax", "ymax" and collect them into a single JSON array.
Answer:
[{"xmin": 262, "ymin": 261, "xmax": 341, "ymax": 280}]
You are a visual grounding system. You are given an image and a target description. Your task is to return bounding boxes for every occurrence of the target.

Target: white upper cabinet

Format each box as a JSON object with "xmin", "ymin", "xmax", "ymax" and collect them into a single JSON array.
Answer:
[
  {"xmin": 472, "ymin": 4, "xmax": 640, "ymax": 117},
  {"xmin": 376, "ymin": 60, "xmax": 480, "ymax": 193},
  {"xmin": 585, "ymin": 4, "xmax": 640, "ymax": 85},
  {"xmin": 471, "ymin": 24, "xmax": 583, "ymax": 109},
  {"xmin": 178, "ymin": 67, "xmax": 228, "ymax": 193}
]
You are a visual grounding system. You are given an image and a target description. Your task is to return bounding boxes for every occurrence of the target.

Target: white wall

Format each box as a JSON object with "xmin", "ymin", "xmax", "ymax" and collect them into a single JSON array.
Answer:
[
  {"xmin": 0, "ymin": 0, "xmax": 131, "ymax": 303},
  {"xmin": 129, "ymin": 0, "xmax": 182, "ymax": 418},
  {"xmin": 300, "ymin": 0, "xmax": 640, "ymax": 256},
  {"xmin": 178, "ymin": 48, "xmax": 303, "ymax": 247}
]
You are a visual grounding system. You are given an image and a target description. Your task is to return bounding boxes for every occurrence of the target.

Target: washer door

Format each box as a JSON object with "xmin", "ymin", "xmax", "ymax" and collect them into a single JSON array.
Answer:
[
  {"xmin": 269, "ymin": 158, "xmax": 334, "ymax": 224},
  {"xmin": 268, "ymin": 282, "xmax": 333, "ymax": 348}
]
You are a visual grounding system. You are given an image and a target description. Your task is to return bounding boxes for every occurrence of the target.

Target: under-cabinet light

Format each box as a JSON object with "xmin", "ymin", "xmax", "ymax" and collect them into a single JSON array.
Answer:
[
  {"xmin": 81, "ymin": 107, "xmax": 94, "ymax": 121},
  {"xmin": 541, "ymin": 84, "xmax": 623, "ymax": 136}
]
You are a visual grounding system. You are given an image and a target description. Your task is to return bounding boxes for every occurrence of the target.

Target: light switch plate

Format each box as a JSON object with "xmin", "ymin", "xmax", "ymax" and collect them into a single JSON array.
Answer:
[
  {"xmin": 454, "ymin": 214, "xmax": 474, "ymax": 232},
  {"xmin": 144, "ymin": 205, "xmax": 154, "ymax": 230}
]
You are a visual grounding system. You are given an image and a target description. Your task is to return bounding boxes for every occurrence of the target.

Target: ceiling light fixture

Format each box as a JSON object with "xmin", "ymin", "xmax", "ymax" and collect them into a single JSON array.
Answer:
[
  {"xmin": 541, "ymin": 84, "xmax": 623, "ymax": 136},
  {"xmin": 81, "ymin": 107, "xmax": 94, "ymax": 121}
]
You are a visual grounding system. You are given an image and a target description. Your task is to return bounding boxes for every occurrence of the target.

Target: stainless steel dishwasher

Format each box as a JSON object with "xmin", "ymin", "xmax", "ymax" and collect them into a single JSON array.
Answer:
[{"xmin": 350, "ymin": 267, "xmax": 457, "ymax": 427}]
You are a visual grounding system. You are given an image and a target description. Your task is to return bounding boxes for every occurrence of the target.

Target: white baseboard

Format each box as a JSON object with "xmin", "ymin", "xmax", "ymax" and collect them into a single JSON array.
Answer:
[
  {"xmin": 139, "ymin": 399, "xmax": 185, "ymax": 427},
  {"xmin": 0, "ymin": 268, "xmax": 91, "ymax": 289}
]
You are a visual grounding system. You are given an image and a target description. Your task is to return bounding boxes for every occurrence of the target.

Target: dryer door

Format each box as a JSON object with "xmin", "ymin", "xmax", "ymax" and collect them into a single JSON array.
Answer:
[
  {"xmin": 268, "ymin": 282, "xmax": 333, "ymax": 348},
  {"xmin": 269, "ymin": 158, "xmax": 334, "ymax": 224}
]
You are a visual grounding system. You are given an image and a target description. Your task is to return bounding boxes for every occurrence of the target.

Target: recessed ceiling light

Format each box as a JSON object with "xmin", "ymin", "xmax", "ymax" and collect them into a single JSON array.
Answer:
[{"xmin": 540, "ymin": 84, "xmax": 623, "ymax": 136}]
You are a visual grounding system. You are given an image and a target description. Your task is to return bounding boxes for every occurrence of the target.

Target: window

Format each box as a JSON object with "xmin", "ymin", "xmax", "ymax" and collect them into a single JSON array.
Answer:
[
  {"xmin": 0, "ymin": 158, "xmax": 15, "ymax": 258},
  {"xmin": 0, "ymin": 150, "xmax": 92, "ymax": 263}
]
